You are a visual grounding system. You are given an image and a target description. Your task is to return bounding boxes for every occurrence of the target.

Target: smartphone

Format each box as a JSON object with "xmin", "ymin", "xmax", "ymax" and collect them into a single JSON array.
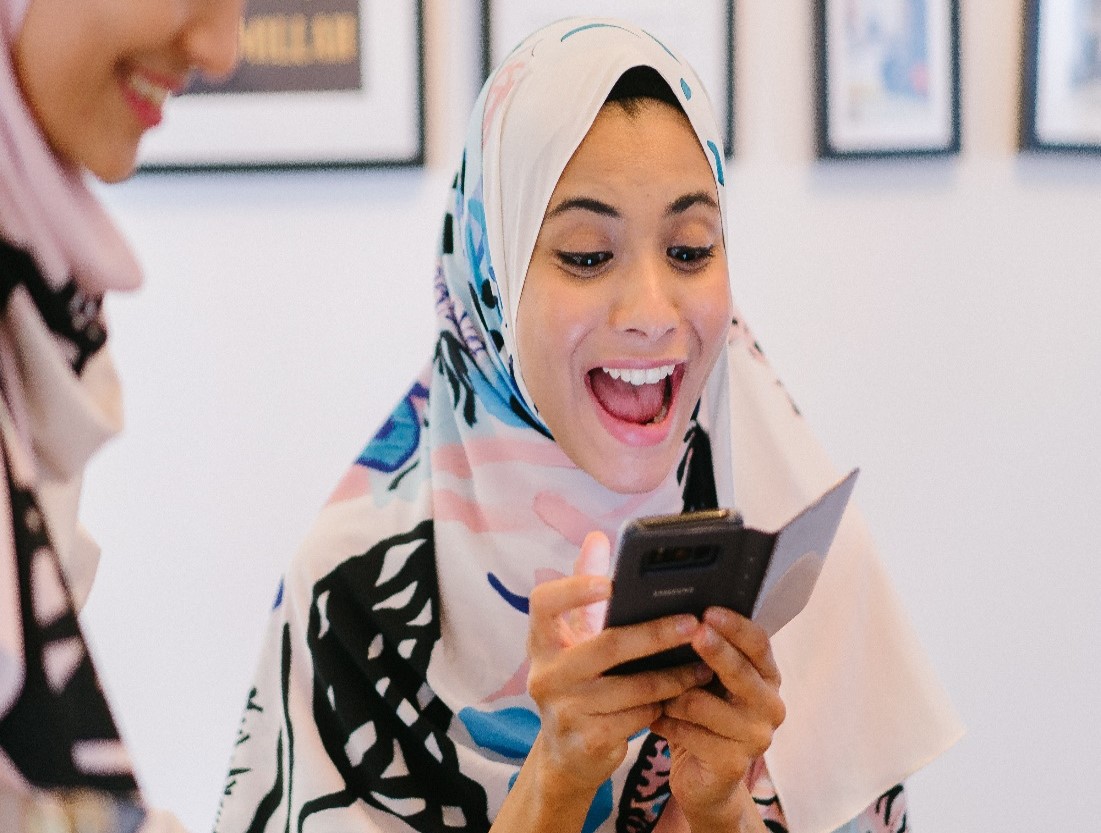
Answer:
[{"xmin": 603, "ymin": 507, "xmax": 772, "ymax": 675}]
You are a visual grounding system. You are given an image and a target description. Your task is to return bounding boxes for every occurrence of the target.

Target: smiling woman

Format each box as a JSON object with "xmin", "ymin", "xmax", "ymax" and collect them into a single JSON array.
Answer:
[
  {"xmin": 215, "ymin": 16, "xmax": 961, "ymax": 833},
  {"xmin": 11, "ymin": 0, "xmax": 241, "ymax": 181},
  {"xmin": 0, "ymin": 0, "xmax": 242, "ymax": 830}
]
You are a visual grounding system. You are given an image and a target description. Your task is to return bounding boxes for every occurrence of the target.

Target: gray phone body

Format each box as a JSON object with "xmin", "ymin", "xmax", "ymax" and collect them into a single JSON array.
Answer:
[{"xmin": 603, "ymin": 508, "xmax": 772, "ymax": 675}]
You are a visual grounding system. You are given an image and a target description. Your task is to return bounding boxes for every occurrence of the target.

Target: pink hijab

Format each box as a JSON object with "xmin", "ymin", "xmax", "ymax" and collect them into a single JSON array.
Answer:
[
  {"xmin": 0, "ymin": 0, "xmax": 138, "ymax": 727},
  {"xmin": 0, "ymin": 0, "xmax": 142, "ymax": 294}
]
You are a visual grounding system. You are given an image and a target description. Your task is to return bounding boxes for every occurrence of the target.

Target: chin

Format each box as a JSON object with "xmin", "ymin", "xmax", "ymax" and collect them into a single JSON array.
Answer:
[
  {"xmin": 86, "ymin": 145, "xmax": 141, "ymax": 183},
  {"xmin": 92, "ymin": 159, "xmax": 139, "ymax": 184},
  {"xmin": 591, "ymin": 449, "xmax": 680, "ymax": 496}
]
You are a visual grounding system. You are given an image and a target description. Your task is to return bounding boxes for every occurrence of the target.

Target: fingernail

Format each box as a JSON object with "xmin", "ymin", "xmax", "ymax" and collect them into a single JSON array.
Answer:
[
  {"xmin": 697, "ymin": 624, "xmax": 719, "ymax": 648},
  {"xmin": 587, "ymin": 577, "xmax": 610, "ymax": 595},
  {"xmin": 676, "ymin": 616, "xmax": 698, "ymax": 636},
  {"xmin": 694, "ymin": 663, "xmax": 713, "ymax": 683},
  {"xmin": 705, "ymin": 607, "xmax": 733, "ymax": 627}
]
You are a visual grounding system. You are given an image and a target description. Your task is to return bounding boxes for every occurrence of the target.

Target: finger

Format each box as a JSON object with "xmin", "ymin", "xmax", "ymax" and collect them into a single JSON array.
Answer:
[
  {"xmin": 690, "ymin": 620, "xmax": 785, "ymax": 729},
  {"xmin": 534, "ymin": 664, "xmax": 711, "ymax": 761},
  {"xmin": 571, "ymin": 531, "xmax": 612, "ymax": 639},
  {"xmin": 661, "ymin": 685, "xmax": 730, "ymax": 730},
  {"xmin": 543, "ymin": 698, "xmax": 666, "ymax": 764},
  {"xmin": 701, "ymin": 607, "xmax": 782, "ymax": 686},
  {"xmin": 530, "ymin": 664, "xmax": 692, "ymax": 740},
  {"xmin": 658, "ymin": 695, "xmax": 776, "ymax": 758},
  {"xmin": 572, "ymin": 613, "xmax": 699, "ymax": 679},
  {"xmin": 652, "ymin": 712, "xmax": 764, "ymax": 778},
  {"xmin": 574, "ymin": 531, "xmax": 612, "ymax": 578},
  {"xmin": 660, "ymin": 683, "xmax": 780, "ymax": 745},
  {"xmin": 593, "ymin": 662, "xmax": 713, "ymax": 714},
  {"xmin": 528, "ymin": 574, "xmax": 612, "ymax": 657}
]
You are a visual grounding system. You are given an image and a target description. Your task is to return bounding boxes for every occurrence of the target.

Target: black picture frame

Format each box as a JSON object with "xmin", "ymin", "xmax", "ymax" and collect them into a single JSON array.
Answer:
[
  {"xmin": 138, "ymin": 0, "xmax": 425, "ymax": 172},
  {"xmin": 1020, "ymin": 0, "xmax": 1101, "ymax": 153},
  {"xmin": 815, "ymin": 0, "xmax": 961, "ymax": 159},
  {"xmin": 479, "ymin": 1, "xmax": 735, "ymax": 156}
]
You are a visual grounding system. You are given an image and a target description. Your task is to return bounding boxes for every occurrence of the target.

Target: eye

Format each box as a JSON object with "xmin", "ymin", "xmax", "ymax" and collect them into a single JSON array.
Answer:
[
  {"xmin": 557, "ymin": 250, "xmax": 613, "ymax": 271},
  {"xmin": 667, "ymin": 245, "xmax": 715, "ymax": 265}
]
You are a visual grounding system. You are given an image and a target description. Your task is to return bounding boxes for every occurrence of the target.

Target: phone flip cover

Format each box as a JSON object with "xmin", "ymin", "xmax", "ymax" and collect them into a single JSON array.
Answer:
[
  {"xmin": 751, "ymin": 468, "xmax": 860, "ymax": 636},
  {"xmin": 606, "ymin": 468, "xmax": 859, "ymax": 674}
]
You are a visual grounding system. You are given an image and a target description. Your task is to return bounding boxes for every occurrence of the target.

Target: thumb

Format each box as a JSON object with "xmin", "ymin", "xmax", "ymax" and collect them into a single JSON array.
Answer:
[{"xmin": 573, "ymin": 531, "xmax": 612, "ymax": 638}]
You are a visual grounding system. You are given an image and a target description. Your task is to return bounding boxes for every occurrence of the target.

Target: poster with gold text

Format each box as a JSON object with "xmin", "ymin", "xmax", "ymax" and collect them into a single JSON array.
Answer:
[{"xmin": 139, "ymin": 1, "xmax": 423, "ymax": 169}]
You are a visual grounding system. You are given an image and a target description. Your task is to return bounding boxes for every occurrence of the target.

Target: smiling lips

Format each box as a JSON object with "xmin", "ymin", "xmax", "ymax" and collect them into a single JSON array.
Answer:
[
  {"xmin": 589, "ymin": 363, "xmax": 680, "ymax": 428},
  {"xmin": 122, "ymin": 69, "xmax": 181, "ymax": 129}
]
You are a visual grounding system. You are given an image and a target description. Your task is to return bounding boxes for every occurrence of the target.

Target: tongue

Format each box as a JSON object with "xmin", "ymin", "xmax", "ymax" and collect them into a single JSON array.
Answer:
[{"xmin": 590, "ymin": 371, "xmax": 666, "ymax": 424}]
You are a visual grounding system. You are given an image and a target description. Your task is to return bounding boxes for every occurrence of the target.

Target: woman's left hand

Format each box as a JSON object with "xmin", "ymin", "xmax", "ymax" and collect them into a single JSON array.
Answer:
[{"xmin": 650, "ymin": 606, "xmax": 785, "ymax": 829}]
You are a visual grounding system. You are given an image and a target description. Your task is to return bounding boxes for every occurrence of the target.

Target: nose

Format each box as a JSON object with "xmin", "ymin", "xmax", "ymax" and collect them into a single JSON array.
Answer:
[
  {"xmin": 183, "ymin": 0, "xmax": 245, "ymax": 81},
  {"xmin": 611, "ymin": 253, "xmax": 679, "ymax": 341}
]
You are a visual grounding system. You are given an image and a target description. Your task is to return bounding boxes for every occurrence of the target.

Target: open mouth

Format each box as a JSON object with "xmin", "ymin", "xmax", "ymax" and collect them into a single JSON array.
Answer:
[{"xmin": 588, "ymin": 363, "xmax": 682, "ymax": 426}]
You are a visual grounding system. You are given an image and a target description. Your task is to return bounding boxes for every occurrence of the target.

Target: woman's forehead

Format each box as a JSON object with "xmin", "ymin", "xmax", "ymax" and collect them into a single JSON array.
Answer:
[
  {"xmin": 544, "ymin": 101, "xmax": 720, "ymax": 216},
  {"xmin": 468, "ymin": 18, "xmax": 728, "ymax": 358}
]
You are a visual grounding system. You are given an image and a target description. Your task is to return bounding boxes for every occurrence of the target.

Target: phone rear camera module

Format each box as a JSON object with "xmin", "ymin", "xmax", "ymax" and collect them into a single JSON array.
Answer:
[{"xmin": 642, "ymin": 543, "xmax": 719, "ymax": 573}]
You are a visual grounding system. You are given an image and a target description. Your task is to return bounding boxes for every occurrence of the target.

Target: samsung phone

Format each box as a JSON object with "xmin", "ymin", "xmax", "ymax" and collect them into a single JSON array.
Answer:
[{"xmin": 603, "ymin": 507, "xmax": 772, "ymax": 675}]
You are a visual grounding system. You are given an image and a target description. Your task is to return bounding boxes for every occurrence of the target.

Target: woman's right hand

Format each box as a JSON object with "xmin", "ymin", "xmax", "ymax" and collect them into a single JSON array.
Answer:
[{"xmin": 523, "ymin": 532, "xmax": 711, "ymax": 793}]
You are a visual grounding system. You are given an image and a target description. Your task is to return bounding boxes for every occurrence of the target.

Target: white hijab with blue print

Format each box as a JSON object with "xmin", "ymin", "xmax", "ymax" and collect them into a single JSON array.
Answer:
[{"xmin": 215, "ymin": 18, "xmax": 961, "ymax": 833}]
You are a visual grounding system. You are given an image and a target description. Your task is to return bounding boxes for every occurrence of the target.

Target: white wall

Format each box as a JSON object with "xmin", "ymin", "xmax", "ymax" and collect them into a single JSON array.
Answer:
[{"xmin": 80, "ymin": 2, "xmax": 1101, "ymax": 831}]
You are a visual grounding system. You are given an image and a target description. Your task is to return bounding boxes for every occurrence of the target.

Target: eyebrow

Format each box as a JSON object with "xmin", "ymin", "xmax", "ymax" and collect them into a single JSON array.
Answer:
[
  {"xmin": 668, "ymin": 191, "xmax": 719, "ymax": 215},
  {"xmin": 545, "ymin": 190, "xmax": 719, "ymax": 221},
  {"xmin": 545, "ymin": 197, "xmax": 620, "ymax": 220}
]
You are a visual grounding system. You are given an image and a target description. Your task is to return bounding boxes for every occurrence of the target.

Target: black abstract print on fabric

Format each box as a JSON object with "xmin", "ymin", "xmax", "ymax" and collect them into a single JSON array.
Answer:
[
  {"xmin": 0, "ymin": 444, "xmax": 139, "ymax": 795},
  {"xmin": 0, "ymin": 239, "xmax": 107, "ymax": 373},
  {"xmin": 305, "ymin": 520, "xmax": 489, "ymax": 832}
]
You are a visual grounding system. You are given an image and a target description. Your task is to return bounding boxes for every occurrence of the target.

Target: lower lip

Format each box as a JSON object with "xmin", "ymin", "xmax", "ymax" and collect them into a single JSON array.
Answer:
[
  {"xmin": 587, "ymin": 366, "xmax": 684, "ymax": 448},
  {"xmin": 121, "ymin": 81, "xmax": 164, "ymax": 130}
]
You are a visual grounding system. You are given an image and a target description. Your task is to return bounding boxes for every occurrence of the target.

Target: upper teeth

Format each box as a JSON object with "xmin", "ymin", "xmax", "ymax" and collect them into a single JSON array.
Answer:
[
  {"xmin": 129, "ymin": 73, "xmax": 170, "ymax": 107},
  {"xmin": 602, "ymin": 365, "xmax": 675, "ymax": 386}
]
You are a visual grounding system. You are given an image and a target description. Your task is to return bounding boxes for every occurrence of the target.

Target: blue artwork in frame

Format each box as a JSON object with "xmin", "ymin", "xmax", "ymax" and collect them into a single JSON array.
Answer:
[{"xmin": 816, "ymin": 0, "xmax": 961, "ymax": 159}]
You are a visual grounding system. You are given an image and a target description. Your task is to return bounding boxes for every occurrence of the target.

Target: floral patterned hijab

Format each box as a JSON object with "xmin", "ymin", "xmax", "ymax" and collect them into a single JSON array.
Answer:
[{"xmin": 216, "ymin": 18, "xmax": 961, "ymax": 833}]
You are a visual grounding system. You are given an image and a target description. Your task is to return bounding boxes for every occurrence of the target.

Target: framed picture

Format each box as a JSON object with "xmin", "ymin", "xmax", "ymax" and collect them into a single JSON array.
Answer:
[
  {"xmin": 815, "ymin": 0, "xmax": 961, "ymax": 159},
  {"xmin": 138, "ymin": 0, "xmax": 425, "ymax": 171},
  {"xmin": 480, "ymin": 1, "xmax": 735, "ymax": 156},
  {"xmin": 1021, "ymin": 0, "xmax": 1101, "ymax": 152}
]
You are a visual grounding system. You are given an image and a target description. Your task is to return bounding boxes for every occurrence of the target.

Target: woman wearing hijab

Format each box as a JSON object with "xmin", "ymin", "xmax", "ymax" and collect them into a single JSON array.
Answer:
[
  {"xmin": 0, "ymin": 0, "xmax": 241, "ymax": 829},
  {"xmin": 216, "ymin": 18, "xmax": 962, "ymax": 833}
]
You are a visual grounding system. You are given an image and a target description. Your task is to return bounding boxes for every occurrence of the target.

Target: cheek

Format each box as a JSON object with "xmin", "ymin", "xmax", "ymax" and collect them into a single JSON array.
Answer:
[
  {"xmin": 518, "ymin": 277, "xmax": 590, "ymax": 362},
  {"xmin": 516, "ymin": 280, "xmax": 596, "ymax": 418},
  {"xmin": 515, "ymin": 286, "xmax": 558, "ymax": 412},
  {"xmin": 15, "ymin": 17, "xmax": 110, "ymax": 165},
  {"xmin": 692, "ymin": 280, "xmax": 733, "ymax": 356}
]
